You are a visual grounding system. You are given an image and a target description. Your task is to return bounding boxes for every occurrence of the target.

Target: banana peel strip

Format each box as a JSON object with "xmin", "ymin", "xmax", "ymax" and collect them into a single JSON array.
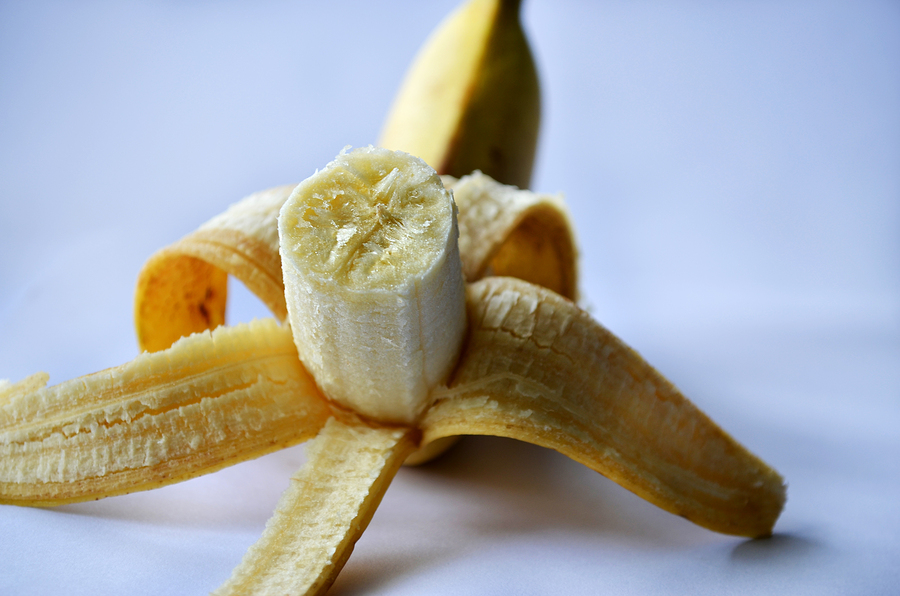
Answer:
[
  {"xmin": 213, "ymin": 418, "xmax": 418, "ymax": 596},
  {"xmin": 422, "ymin": 277, "xmax": 786, "ymax": 538},
  {"xmin": 0, "ymin": 318, "xmax": 331, "ymax": 506},
  {"xmin": 135, "ymin": 185, "xmax": 295, "ymax": 353},
  {"xmin": 444, "ymin": 172, "xmax": 578, "ymax": 301},
  {"xmin": 134, "ymin": 173, "xmax": 578, "ymax": 353}
]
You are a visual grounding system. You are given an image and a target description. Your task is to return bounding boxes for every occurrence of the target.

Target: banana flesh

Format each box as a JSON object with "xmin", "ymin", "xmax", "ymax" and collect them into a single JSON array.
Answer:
[
  {"xmin": 379, "ymin": 0, "xmax": 540, "ymax": 188},
  {"xmin": 279, "ymin": 147, "xmax": 467, "ymax": 424}
]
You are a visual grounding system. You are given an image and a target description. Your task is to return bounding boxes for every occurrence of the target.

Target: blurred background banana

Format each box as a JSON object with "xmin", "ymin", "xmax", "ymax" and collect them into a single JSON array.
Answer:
[{"xmin": 379, "ymin": 0, "xmax": 540, "ymax": 189}]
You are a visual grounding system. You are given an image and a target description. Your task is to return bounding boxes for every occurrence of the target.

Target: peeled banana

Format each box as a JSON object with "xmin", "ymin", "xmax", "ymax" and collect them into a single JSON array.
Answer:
[
  {"xmin": 279, "ymin": 147, "xmax": 467, "ymax": 424},
  {"xmin": 1, "ymin": 148, "xmax": 785, "ymax": 594}
]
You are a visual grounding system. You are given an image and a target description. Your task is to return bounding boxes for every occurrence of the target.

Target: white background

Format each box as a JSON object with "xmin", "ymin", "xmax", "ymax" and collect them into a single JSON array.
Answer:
[{"xmin": 1, "ymin": 1, "xmax": 898, "ymax": 594}]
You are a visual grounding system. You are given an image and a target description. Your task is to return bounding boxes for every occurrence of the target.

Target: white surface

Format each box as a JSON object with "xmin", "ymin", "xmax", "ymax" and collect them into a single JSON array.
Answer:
[{"xmin": 1, "ymin": 1, "xmax": 898, "ymax": 594}]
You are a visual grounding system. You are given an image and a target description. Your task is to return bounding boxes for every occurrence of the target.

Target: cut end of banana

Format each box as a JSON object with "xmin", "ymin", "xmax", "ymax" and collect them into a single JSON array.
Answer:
[
  {"xmin": 279, "ymin": 147, "xmax": 467, "ymax": 425},
  {"xmin": 280, "ymin": 147, "xmax": 456, "ymax": 291}
]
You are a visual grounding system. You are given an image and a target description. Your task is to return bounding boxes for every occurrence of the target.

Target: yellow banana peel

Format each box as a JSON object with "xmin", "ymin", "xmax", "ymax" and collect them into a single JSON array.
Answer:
[
  {"xmin": 379, "ymin": 0, "xmax": 540, "ymax": 189},
  {"xmin": 0, "ymin": 1, "xmax": 785, "ymax": 594},
  {"xmin": 1, "ymin": 150, "xmax": 785, "ymax": 593}
]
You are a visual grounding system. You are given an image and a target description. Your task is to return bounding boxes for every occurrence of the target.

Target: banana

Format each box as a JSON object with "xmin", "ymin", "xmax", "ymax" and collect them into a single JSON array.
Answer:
[
  {"xmin": 279, "ymin": 147, "xmax": 467, "ymax": 424},
  {"xmin": 1, "ymin": 0, "xmax": 788, "ymax": 591},
  {"xmin": 1, "ymin": 148, "xmax": 785, "ymax": 594},
  {"xmin": 379, "ymin": 0, "xmax": 540, "ymax": 189}
]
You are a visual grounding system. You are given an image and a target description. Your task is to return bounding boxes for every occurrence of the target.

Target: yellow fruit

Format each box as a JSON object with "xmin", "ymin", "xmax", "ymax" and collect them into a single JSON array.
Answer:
[
  {"xmin": 279, "ymin": 147, "xmax": 466, "ymax": 424},
  {"xmin": 379, "ymin": 0, "xmax": 540, "ymax": 189}
]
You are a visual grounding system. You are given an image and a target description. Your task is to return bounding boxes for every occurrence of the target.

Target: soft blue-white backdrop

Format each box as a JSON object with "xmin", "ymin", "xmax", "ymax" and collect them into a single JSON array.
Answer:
[{"xmin": 2, "ymin": 1, "xmax": 898, "ymax": 594}]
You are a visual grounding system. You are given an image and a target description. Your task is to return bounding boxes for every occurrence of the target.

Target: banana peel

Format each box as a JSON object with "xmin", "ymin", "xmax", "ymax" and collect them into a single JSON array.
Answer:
[
  {"xmin": 1, "ymin": 150, "xmax": 785, "ymax": 594},
  {"xmin": 1, "ymin": 319, "xmax": 330, "ymax": 506}
]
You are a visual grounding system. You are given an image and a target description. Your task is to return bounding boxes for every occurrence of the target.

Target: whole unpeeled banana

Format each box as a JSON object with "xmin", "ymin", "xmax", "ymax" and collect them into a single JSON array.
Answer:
[{"xmin": 379, "ymin": 0, "xmax": 540, "ymax": 189}]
